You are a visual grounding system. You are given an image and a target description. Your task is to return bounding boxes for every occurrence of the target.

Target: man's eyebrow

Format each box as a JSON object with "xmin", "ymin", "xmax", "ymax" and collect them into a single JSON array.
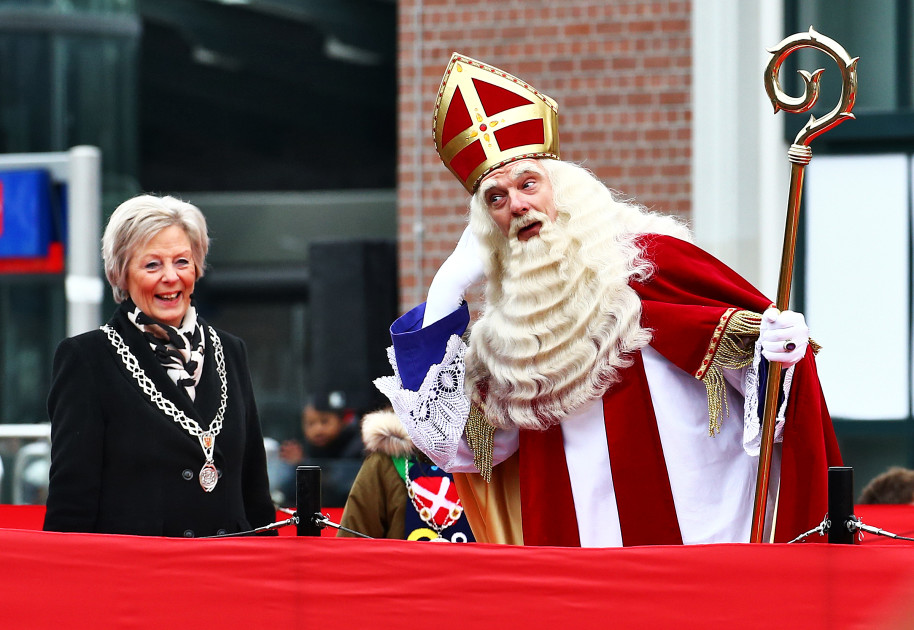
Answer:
[
  {"xmin": 479, "ymin": 164, "xmax": 545, "ymax": 197},
  {"xmin": 479, "ymin": 179, "xmax": 501, "ymax": 197},
  {"xmin": 510, "ymin": 164, "xmax": 545, "ymax": 180}
]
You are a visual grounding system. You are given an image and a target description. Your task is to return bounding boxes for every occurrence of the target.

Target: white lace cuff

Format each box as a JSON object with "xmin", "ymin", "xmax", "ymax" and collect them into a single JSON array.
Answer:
[
  {"xmin": 373, "ymin": 334, "xmax": 471, "ymax": 470},
  {"xmin": 743, "ymin": 339, "xmax": 793, "ymax": 456}
]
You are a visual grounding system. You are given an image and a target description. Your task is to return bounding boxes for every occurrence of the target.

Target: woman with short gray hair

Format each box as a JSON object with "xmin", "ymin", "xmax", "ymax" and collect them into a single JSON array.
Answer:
[{"xmin": 44, "ymin": 194, "xmax": 277, "ymax": 537}]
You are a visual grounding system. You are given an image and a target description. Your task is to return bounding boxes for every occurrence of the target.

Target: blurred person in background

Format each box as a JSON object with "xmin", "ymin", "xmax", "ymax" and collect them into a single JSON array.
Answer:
[
  {"xmin": 858, "ymin": 467, "xmax": 914, "ymax": 505},
  {"xmin": 279, "ymin": 400, "xmax": 364, "ymax": 464},
  {"xmin": 44, "ymin": 194, "xmax": 276, "ymax": 537},
  {"xmin": 277, "ymin": 398, "xmax": 364, "ymax": 507}
]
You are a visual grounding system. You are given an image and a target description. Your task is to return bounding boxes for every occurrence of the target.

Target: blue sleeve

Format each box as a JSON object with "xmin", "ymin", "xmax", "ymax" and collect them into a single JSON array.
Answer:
[
  {"xmin": 391, "ymin": 302, "xmax": 471, "ymax": 391},
  {"xmin": 755, "ymin": 357, "xmax": 787, "ymax": 415}
]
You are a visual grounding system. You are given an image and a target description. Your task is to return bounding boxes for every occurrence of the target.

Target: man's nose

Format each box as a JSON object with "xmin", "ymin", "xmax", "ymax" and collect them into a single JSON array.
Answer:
[{"xmin": 509, "ymin": 191, "xmax": 528, "ymax": 215}]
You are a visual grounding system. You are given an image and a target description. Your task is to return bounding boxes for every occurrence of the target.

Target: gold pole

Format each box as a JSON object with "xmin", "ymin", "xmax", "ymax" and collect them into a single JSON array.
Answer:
[{"xmin": 750, "ymin": 27, "xmax": 857, "ymax": 543}]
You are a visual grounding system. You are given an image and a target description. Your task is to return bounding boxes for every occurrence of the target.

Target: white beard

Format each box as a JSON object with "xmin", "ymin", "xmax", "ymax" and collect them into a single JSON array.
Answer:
[{"xmin": 465, "ymin": 209, "xmax": 652, "ymax": 430}]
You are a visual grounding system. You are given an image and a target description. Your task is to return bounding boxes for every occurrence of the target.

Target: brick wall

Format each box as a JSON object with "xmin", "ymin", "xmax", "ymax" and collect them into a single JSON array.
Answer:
[{"xmin": 397, "ymin": 0, "xmax": 692, "ymax": 310}]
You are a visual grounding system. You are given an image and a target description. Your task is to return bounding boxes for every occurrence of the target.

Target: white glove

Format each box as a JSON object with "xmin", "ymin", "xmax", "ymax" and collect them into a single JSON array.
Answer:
[
  {"xmin": 759, "ymin": 307, "xmax": 809, "ymax": 368},
  {"xmin": 422, "ymin": 227, "xmax": 486, "ymax": 327}
]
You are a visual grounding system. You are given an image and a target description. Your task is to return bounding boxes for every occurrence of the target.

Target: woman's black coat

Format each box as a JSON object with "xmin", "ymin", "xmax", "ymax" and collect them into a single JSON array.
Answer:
[{"xmin": 43, "ymin": 306, "xmax": 277, "ymax": 537}]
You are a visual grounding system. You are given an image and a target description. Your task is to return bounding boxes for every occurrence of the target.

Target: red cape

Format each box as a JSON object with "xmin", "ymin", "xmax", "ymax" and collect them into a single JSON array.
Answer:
[
  {"xmin": 637, "ymin": 234, "xmax": 841, "ymax": 543},
  {"xmin": 519, "ymin": 234, "xmax": 841, "ymax": 545}
]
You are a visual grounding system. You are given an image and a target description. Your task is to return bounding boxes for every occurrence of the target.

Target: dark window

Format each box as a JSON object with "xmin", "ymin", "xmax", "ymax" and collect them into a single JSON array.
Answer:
[{"xmin": 137, "ymin": 0, "xmax": 397, "ymax": 192}]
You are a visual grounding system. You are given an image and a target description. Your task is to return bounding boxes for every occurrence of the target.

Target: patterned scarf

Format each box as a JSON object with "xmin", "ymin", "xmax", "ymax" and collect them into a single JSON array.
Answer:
[{"xmin": 124, "ymin": 299, "xmax": 206, "ymax": 401}]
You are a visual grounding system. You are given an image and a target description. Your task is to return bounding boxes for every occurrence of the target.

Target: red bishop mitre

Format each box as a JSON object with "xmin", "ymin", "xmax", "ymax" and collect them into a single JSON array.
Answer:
[{"xmin": 433, "ymin": 53, "xmax": 560, "ymax": 193}]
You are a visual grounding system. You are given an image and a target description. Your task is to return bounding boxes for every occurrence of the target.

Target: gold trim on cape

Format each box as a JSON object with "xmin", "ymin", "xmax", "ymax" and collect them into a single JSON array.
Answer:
[{"xmin": 696, "ymin": 309, "xmax": 763, "ymax": 436}]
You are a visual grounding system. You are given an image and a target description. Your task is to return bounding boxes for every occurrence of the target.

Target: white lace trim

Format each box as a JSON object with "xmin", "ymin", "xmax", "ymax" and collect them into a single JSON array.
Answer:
[
  {"xmin": 373, "ymin": 335, "xmax": 471, "ymax": 470},
  {"xmin": 743, "ymin": 339, "xmax": 792, "ymax": 456}
]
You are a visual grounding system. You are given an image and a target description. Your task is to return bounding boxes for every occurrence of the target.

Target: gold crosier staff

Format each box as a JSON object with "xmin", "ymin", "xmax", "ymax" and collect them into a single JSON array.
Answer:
[{"xmin": 750, "ymin": 27, "xmax": 858, "ymax": 543}]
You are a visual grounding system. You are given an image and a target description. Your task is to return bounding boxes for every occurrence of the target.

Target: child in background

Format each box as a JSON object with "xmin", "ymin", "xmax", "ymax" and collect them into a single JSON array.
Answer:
[{"xmin": 278, "ymin": 400, "xmax": 364, "ymax": 507}]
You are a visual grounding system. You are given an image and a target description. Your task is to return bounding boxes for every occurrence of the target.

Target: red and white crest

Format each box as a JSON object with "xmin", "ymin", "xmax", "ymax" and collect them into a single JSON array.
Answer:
[{"xmin": 407, "ymin": 475, "xmax": 464, "ymax": 528}]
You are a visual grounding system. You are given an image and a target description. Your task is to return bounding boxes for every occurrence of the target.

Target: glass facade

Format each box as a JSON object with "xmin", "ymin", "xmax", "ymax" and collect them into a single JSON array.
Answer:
[
  {"xmin": 0, "ymin": 2, "xmax": 140, "ymax": 501},
  {"xmin": 0, "ymin": 1, "xmax": 140, "ymax": 201}
]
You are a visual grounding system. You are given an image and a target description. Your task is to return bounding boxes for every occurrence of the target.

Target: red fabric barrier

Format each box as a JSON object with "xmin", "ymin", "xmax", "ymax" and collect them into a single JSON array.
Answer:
[
  {"xmin": 3, "ymin": 529, "xmax": 914, "ymax": 628},
  {"xmin": 3, "ymin": 505, "xmax": 914, "ymax": 628}
]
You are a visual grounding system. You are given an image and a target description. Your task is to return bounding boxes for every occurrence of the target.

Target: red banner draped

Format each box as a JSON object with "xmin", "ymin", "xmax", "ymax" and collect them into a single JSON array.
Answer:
[{"xmin": 2, "ymin": 504, "xmax": 913, "ymax": 628}]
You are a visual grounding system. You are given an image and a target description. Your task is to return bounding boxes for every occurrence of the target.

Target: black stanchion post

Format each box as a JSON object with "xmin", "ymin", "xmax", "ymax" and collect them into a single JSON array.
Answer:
[
  {"xmin": 296, "ymin": 465, "xmax": 322, "ymax": 537},
  {"xmin": 827, "ymin": 466, "xmax": 855, "ymax": 544}
]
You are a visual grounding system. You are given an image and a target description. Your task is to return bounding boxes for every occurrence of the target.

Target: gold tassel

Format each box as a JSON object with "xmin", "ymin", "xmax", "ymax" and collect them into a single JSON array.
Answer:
[
  {"xmin": 699, "ymin": 309, "xmax": 762, "ymax": 436},
  {"xmin": 809, "ymin": 338, "xmax": 822, "ymax": 355},
  {"xmin": 465, "ymin": 404, "xmax": 495, "ymax": 482}
]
